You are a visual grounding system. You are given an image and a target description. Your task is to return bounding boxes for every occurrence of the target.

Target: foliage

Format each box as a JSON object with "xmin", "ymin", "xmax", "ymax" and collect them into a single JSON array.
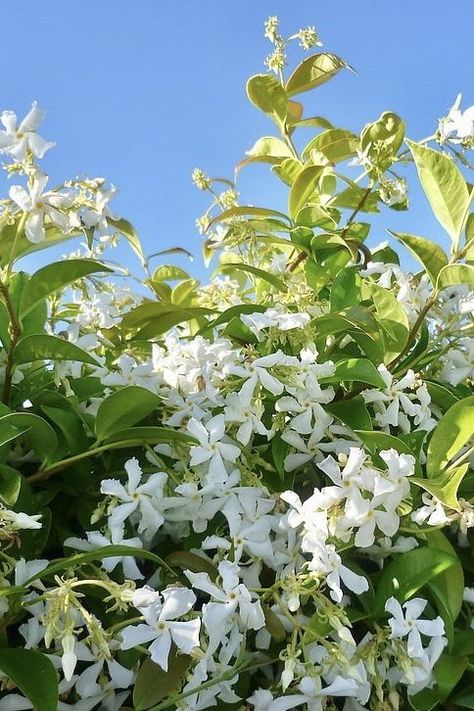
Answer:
[{"xmin": 0, "ymin": 15, "xmax": 473, "ymax": 711}]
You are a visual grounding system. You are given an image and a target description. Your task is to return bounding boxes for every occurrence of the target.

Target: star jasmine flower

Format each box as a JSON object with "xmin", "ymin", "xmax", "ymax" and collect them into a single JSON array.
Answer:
[
  {"xmin": 188, "ymin": 415, "xmax": 240, "ymax": 482},
  {"xmin": 120, "ymin": 586, "xmax": 200, "ymax": 670},
  {"xmin": 185, "ymin": 560, "xmax": 265, "ymax": 652},
  {"xmin": 0, "ymin": 102, "xmax": 55, "ymax": 160},
  {"xmin": 9, "ymin": 173, "xmax": 75, "ymax": 243},
  {"xmin": 385, "ymin": 596, "xmax": 445, "ymax": 657},
  {"xmin": 228, "ymin": 351, "xmax": 290, "ymax": 398},
  {"xmin": 100, "ymin": 457, "xmax": 167, "ymax": 540},
  {"xmin": 439, "ymin": 94, "xmax": 474, "ymax": 142}
]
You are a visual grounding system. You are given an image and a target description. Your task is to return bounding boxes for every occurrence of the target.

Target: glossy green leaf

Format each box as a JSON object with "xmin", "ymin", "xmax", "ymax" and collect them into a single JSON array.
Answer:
[
  {"xmin": 133, "ymin": 650, "xmax": 192, "ymax": 710},
  {"xmin": 198, "ymin": 304, "xmax": 266, "ymax": 335},
  {"xmin": 435, "ymin": 653, "xmax": 468, "ymax": 702},
  {"xmin": 303, "ymin": 129, "xmax": 358, "ymax": 163},
  {"xmin": 246, "ymin": 74, "xmax": 288, "ymax": 126},
  {"xmin": 109, "ymin": 217, "xmax": 145, "ymax": 265},
  {"xmin": 0, "ymin": 463, "xmax": 22, "ymax": 506},
  {"xmin": 166, "ymin": 551, "xmax": 218, "ymax": 580},
  {"xmin": 152, "ymin": 265, "xmax": 190, "ymax": 282},
  {"xmin": 427, "ymin": 395, "xmax": 474, "ymax": 476},
  {"xmin": 389, "ymin": 231, "xmax": 448, "ymax": 286},
  {"xmin": 95, "ymin": 387, "xmax": 161, "ymax": 442},
  {"xmin": 411, "ymin": 463, "xmax": 468, "ymax": 510},
  {"xmin": 407, "ymin": 140, "xmax": 470, "ymax": 249},
  {"xmin": 20, "ymin": 259, "xmax": 113, "ymax": 317},
  {"xmin": 0, "ymin": 648, "xmax": 58, "ymax": 711},
  {"xmin": 220, "ymin": 263, "xmax": 287, "ymax": 292},
  {"xmin": 13, "ymin": 334, "xmax": 99, "ymax": 366},
  {"xmin": 375, "ymin": 547, "xmax": 457, "ymax": 612},
  {"xmin": 330, "ymin": 268, "xmax": 361, "ymax": 311},
  {"xmin": 0, "ymin": 413, "xmax": 58, "ymax": 463},
  {"xmin": 436, "ymin": 263, "xmax": 474, "ymax": 291},
  {"xmin": 289, "ymin": 165, "xmax": 324, "ymax": 220},
  {"xmin": 321, "ymin": 358, "xmax": 386, "ymax": 388},
  {"xmin": 367, "ymin": 282, "xmax": 409, "ymax": 362},
  {"xmin": 325, "ymin": 397, "xmax": 373, "ymax": 432},
  {"xmin": 285, "ymin": 53, "xmax": 349, "ymax": 97},
  {"xmin": 426, "ymin": 531, "xmax": 464, "ymax": 645}
]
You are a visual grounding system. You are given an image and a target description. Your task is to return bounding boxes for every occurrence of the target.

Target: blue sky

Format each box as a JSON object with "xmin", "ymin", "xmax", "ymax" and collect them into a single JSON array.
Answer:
[{"xmin": 2, "ymin": 1, "xmax": 473, "ymax": 279}]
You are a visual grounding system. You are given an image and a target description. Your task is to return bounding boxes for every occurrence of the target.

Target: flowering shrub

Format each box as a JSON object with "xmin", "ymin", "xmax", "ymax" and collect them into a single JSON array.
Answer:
[{"xmin": 0, "ymin": 16, "xmax": 473, "ymax": 711}]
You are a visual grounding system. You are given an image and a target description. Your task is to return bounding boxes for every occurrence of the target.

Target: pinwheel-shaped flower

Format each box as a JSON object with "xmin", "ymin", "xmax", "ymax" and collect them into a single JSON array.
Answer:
[{"xmin": 121, "ymin": 586, "xmax": 201, "ymax": 670}]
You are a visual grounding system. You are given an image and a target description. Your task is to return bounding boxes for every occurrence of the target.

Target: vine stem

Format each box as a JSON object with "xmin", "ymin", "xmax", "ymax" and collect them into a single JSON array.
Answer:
[
  {"xmin": 27, "ymin": 439, "xmax": 168, "ymax": 482},
  {"xmin": 0, "ymin": 282, "xmax": 22, "ymax": 406}
]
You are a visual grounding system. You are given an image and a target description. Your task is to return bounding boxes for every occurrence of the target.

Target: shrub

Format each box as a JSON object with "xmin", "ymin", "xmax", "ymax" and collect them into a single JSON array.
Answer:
[{"xmin": 0, "ymin": 16, "xmax": 473, "ymax": 711}]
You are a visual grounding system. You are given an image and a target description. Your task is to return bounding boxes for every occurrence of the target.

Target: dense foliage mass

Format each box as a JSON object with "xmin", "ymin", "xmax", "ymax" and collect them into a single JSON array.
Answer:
[{"xmin": 0, "ymin": 16, "xmax": 473, "ymax": 711}]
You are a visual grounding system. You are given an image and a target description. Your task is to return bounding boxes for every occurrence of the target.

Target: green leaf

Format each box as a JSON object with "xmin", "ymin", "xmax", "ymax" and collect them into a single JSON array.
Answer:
[
  {"xmin": 411, "ymin": 463, "xmax": 468, "ymax": 510},
  {"xmin": 451, "ymin": 684, "xmax": 474, "ymax": 709},
  {"xmin": 19, "ymin": 259, "xmax": 113, "ymax": 317},
  {"xmin": 374, "ymin": 547, "xmax": 457, "ymax": 612},
  {"xmin": 426, "ymin": 531, "xmax": 464, "ymax": 646},
  {"xmin": 389, "ymin": 231, "xmax": 448, "ymax": 286},
  {"xmin": 0, "ymin": 648, "xmax": 58, "ymax": 711},
  {"xmin": 288, "ymin": 165, "xmax": 324, "ymax": 220},
  {"xmin": 436, "ymin": 263, "xmax": 474, "ymax": 291},
  {"xmin": 321, "ymin": 358, "xmax": 386, "ymax": 388},
  {"xmin": 0, "ymin": 463, "xmax": 22, "ymax": 506},
  {"xmin": 220, "ymin": 263, "xmax": 287, "ymax": 292},
  {"xmin": 166, "ymin": 551, "xmax": 218, "ymax": 580},
  {"xmin": 109, "ymin": 217, "xmax": 145, "ymax": 265},
  {"xmin": 435, "ymin": 653, "xmax": 468, "ymax": 702},
  {"xmin": 13, "ymin": 334, "xmax": 99, "ymax": 366},
  {"xmin": 285, "ymin": 53, "xmax": 350, "ymax": 97},
  {"xmin": 198, "ymin": 304, "xmax": 266, "ymax": 335},
  {"xmin": 263, "ymin": 603, "xmax": 287, "ymax": 642},
  {"xmin": 325, "ymin": 397, "xmax": 373, "ymax": 432},
  {"xmin": 240, "ymin": 136, "xmax": 294, "ymax": 168},
  {"xmin": 206, "ymin": 206, "xmax": 291, "ymax": 231},
  {"xmin": 171, "ymin": 278, "xmax": 198, "ymax": 306},
  {"xmin": 426, "ymin": 381, "xmax": 460, "ymax": 412},
  {"xmin": 246, "ymin": 74, "xmax": 288, "ymax": 126},
  {"xmin": 0, "ymin": 420, "xmax": 30, "ymax": 449},
  {"xmin": 95, "ymin": 387, "xmax": 161, "ymax": 442},
  {"xmin": 408, "ymin": 687, "xmax": 440, "ymax": 711},
  {"xmin": 0, "ymin": 413, "xmax": 58, "ymax": 463},
  {"xmin": 133, "ymin": 650, "xmax": 192, "ymax": 710},
  {"xmin": 407, "ymin": 139, "xmax": 470, "ymax": 249},
  {"xmin": 152, "ymin": 265, "xmax": 190, "ymax": 283},
  {"xmin": 302, "ymin": 129, "xmax": 358, "ymax": 163},
  {"xmin": 427, "ymin": 395, "xmax": 474, "ymax": 476},
  {"xmin": 367, "ymin": 282, "xmax": 409, "ymax": 363},
  {"xmin": 330, "ymin": 268, "xmax": 361, "ymax": 311}
]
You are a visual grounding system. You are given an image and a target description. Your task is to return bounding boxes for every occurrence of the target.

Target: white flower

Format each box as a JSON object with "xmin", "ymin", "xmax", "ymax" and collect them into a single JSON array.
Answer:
[
  {"xmin": 411, "ymin": 493, "xmax": 451, "ymax": 527},
  {"xmin": 385, "ymin": 596, "xmax": 445, "ymax": 657},
  {"xmin": 0, "ymin": 102, "xmax": 54, "ymax": 160},
  {"xmin": 100, "ymin": 458, "xmax": 167, "ymax": 540},
  {"xmin": 439, "ymin": 94, "xmax": 474, "ymax": 142},
  {"xmin": 9, "ymin": 173, "xmax": 75, "ymax": 243},
  {"xmin": 228, "ymin": 351, "xmax": 290, "ymax": 398},
  {"xmin": 188, "ymin": 415, "xmax": 240, "ymax": 483},
  {"xmin": 248, "ymin": 675, "xmax": 358, "ymax": 711},
  {"xmin": 185, "ymin": 560, "xmax": 264, "ymax": 651},
  {"xmin": 120, "ymin": 586, "xmax": 200, "ymax": 670}
]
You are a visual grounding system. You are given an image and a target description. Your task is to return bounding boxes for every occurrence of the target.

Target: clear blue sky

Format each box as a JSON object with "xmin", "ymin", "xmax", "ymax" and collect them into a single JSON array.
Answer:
[{"xmin": 2, "ymin": 1, "xmax": 473, "ymax": 279}]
